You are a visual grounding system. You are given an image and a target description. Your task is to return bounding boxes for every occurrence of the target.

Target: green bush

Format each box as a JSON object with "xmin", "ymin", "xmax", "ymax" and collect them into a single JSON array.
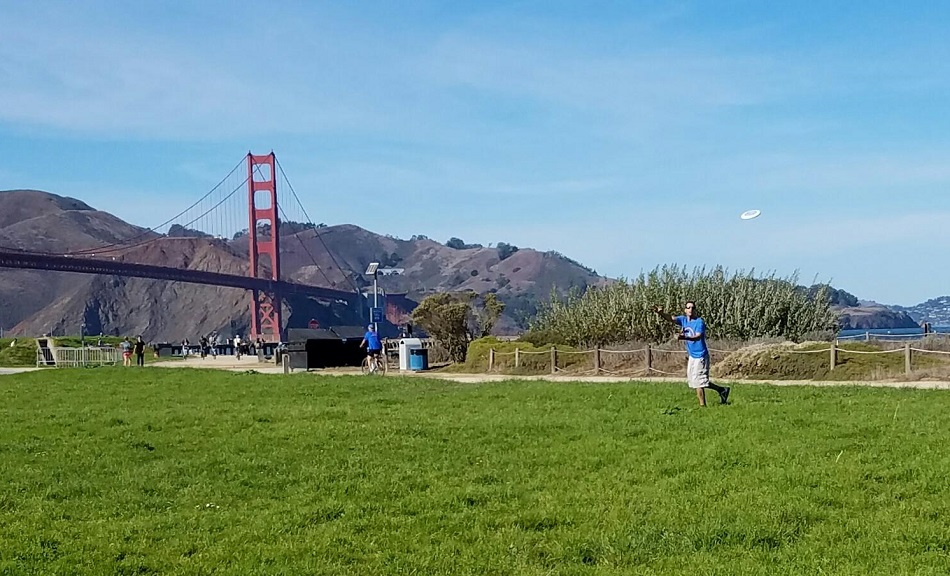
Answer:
[
  {"xmin": 454, "ymin": 337, "xmax": 590, "ymax": 374},
  {"xmin": 517, "ymin": 329, "xmax": 571, "ymax": 347},
  {"xmin": 532, "ymin": 265, "xmax": 838, "ymax": 347},
  {"xmin": 0, "ymin": 338, "xmax": 37, "ymax": 367}
]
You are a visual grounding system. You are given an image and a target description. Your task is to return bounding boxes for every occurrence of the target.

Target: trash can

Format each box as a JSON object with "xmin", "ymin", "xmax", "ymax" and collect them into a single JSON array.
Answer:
[
  {"xmin": 409, "ymin": 348, "xmax": 428, "ymax": 371},
  {"xmin": 398, "ymin": 338, "xmax": 423, "ymax": 370},
  {"xmin": 286, "ymin": 342, "xmax": 308, "ymax": 370}
]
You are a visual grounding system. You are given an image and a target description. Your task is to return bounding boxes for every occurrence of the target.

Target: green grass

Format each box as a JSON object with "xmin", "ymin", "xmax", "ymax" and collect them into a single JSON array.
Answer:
[
  {"xmin": 2, "ymin": 369, "xmax": 950, "ymax": 574},
  {"xmin": 0, "ymin": 337, "xmax": 36, "ymax": 367},
  {"xmin": 0, "ymin": 337, "xmax": 175, "ymax": 367}
]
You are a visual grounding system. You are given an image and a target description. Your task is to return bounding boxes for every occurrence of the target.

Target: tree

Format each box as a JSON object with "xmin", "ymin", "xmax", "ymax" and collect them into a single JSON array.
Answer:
[
  {"xmin": 807, "ymin": 284, "xmax": 859, "ymax": 307},
  {"xmin": 477, "ymin": 293, "xmax": 505, "ymax": 337},
  {"xmin": 411, "ymin": 292, "xmax": 505, "ymax": 363},
  {"xmin": 447, "ymin": 237, "xmax": 484, "ymax": 249},
  {"xmin": 167, "ymin": 224, "xmax": 211, "ymax": 238},
  {"xmin": 497, "ymin": 242, "xmax": 519, "ymax": 261}
]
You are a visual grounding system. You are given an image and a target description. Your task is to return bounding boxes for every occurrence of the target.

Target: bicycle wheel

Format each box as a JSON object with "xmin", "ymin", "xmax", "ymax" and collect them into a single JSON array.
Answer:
[{"xmin": 361, "ymin": 356, "xmax": 371, "ymax": 374}]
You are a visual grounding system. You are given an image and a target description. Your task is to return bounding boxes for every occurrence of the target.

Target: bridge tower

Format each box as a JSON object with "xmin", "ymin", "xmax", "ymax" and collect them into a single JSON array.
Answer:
[{"xmin": 247, "ymin": 152, "xmax": 282, "ymax": 342}]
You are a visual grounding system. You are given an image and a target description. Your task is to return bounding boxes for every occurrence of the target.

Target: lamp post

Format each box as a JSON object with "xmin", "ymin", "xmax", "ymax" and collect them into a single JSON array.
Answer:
[
  {"xmin": 80, "ymin": 322, "xmax": 86, "ymax": 347},
  {"xmin": 365, "ymin": 262, "xmax": 380, "ymax": 332}
]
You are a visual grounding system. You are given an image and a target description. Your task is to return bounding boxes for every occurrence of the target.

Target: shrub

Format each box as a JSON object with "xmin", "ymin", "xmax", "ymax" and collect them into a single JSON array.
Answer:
[
  {"xmin": 412, "ymin": 292, "xmax": 505, "ymax": 362},
  {"xmin": 497, "ymin": 242, "xmax": 519, "ymax": 261},
  {"xmin": 457, "ymin": 336, "xmax": 586, "ymax": 373},
  {"xmin": 531, "ymin": 265, "xmax": 838, "ymax": 347}
]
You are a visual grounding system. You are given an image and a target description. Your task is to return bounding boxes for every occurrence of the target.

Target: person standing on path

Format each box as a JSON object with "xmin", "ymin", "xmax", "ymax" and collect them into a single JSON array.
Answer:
[
  {"xmin": 120, "ymin": 337, "xmax": 132, "ymax": 367},
  {"xmin": 653, "ymin": 301, "xmax": 730, "ymax": 407},
  {"xmin": 133, "ymin": 336, "xmax": 146, "ymax": 367}
]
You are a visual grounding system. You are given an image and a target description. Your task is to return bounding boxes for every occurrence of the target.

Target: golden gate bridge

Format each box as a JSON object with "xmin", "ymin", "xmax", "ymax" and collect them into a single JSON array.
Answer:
[{"xmin": 0, "ymin": 153, "xmax": 367, "ymax": 342}]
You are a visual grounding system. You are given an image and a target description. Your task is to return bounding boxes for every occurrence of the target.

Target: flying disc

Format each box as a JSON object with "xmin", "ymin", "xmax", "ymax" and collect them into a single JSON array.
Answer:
[{"xmin": 740, "ymin": 209, "xmax": 761, "ymax": 220}]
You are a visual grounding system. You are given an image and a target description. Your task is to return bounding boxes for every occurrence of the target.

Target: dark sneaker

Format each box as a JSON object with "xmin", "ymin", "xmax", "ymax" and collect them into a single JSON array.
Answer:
[{"xmin": 720, "ymin": 387, "xmax": 731, "ymax": 405}]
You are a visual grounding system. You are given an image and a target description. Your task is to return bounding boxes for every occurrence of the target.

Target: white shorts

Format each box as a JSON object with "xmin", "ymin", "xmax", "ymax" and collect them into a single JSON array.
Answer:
[{"xmin": 687, "ymin": 355, "xmax": 711, "ymax": 389}]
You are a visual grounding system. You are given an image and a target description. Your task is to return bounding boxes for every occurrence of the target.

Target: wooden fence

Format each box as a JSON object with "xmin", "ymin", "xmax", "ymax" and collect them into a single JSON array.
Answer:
[{"xmin": 487, "ymin": 343, "xmax": 950, "ymax": 377}]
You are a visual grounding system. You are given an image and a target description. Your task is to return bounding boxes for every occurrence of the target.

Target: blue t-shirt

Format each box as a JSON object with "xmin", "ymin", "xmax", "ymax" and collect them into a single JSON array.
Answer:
[
  {"xmin": 364, "ymin": 331, "xmax": 382, "ymax": 351},
  {"xmin": 675, "ymin": 316, "xmax": 708, "ymax": 358}
]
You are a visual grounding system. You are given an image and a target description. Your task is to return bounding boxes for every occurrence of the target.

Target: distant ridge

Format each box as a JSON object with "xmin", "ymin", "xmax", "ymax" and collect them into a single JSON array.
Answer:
[{"xmin": 0, "ymin": 190, "xmax": 604, "ymax": 340}]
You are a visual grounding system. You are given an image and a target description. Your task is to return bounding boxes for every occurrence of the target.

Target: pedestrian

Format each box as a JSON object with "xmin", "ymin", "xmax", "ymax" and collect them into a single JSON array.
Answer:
[
  {"xmin": 653, "ymin": 301, "xmax": 730, "ymax": 407},
  {"xmin": 234, "ymin": 334, "xmax": 242, "ymax": 359},
  {"xmin": 133, "ymin": 336, "xmax": 146, "ymax": 367},
  {"xmin": 120, "ymin": 337, "xmax": 132, "ymax": 367}
]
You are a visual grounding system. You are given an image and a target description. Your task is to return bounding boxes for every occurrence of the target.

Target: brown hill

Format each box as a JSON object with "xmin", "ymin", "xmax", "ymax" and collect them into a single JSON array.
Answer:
[
  {"xmin": 0, "ymin": 189, "xmax": 95, "ymax": 229},
  {"xmin": 260, "ymin": 224, "xmax": 603, "ymax": 300},
  {"xmin": 0, "ymin": 191, "xmax": 605, "ymax": 340},
  {"xmin": 0, "ymin": 189, "xmax": 151, "ymax": 335}
]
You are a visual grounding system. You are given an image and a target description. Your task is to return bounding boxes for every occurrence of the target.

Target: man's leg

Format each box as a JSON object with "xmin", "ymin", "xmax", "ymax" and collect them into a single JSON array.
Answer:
[
  {"xmin": 705, "ymin": 382, "xmax": 730, "ymax": 404},
  {"xmin": 688, "ymin": 357, "xmax": 708, "ymax": 406}
]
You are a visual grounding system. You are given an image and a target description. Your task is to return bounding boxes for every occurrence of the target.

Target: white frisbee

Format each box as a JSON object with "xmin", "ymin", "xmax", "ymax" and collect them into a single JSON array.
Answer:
[{"xmin": 740, "ymin": 209, "xmax": 761, "ymax": 220}]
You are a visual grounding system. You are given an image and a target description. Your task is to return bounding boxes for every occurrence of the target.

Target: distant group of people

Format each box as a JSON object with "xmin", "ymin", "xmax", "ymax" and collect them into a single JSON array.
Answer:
[{"xmin": 181, "ymin": 332, "xmax": 267, "ymax": 359}]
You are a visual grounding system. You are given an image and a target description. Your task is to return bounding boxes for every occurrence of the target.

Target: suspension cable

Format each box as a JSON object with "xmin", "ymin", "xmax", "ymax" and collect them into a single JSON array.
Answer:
[
  {"xmin": 60, "ymin": 158, "xmax": 246, "ymax": 256},
  {"xmin": 274, "ymin": 158, "xmax": 362, "ymax": 295}
]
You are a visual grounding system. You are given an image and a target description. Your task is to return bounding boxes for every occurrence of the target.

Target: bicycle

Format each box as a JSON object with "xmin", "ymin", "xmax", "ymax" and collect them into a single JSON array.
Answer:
[{"xmin": 361, "ymin": 353, "xmax": 383, "ymax": 375}]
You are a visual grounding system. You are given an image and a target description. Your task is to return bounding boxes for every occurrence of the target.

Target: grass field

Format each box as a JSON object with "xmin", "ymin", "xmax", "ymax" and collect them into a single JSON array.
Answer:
[{"xmin": 2, "ymin": 369, "xmax": 950, "ymax": 575}]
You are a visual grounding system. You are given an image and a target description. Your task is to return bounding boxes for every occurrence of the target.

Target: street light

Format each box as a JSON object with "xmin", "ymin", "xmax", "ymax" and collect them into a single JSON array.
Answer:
[
  {"xmin": 365, "ymin": 262, "xmax": 380, "ymax": 332},
  {"xmin": 80, "ymin": 322, "xmax": 86, "ymax": 347}
]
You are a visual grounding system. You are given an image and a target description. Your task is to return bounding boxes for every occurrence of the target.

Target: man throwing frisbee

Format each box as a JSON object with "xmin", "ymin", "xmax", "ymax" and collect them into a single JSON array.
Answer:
[{"xmin": 653, "ymin": 301, "xmax": 730, "ymax": 407}]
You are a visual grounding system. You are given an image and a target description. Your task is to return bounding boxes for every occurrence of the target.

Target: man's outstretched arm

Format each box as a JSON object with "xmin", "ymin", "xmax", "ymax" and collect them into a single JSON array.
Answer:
[{"xmin": 652, "ymin": 305, "xmax": 678, "ymax": 324}]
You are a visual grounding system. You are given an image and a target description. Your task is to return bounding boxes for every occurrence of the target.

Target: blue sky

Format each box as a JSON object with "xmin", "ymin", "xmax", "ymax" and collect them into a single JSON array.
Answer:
[{"xmin": 2, "ymin": 1, "xmax": 950, "ymax": 305}]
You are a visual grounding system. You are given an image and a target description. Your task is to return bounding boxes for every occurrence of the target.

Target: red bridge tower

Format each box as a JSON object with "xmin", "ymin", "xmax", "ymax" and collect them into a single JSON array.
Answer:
[{"xmin": 247, "ymin": 152, "xmax": 282, "ymax": 342}]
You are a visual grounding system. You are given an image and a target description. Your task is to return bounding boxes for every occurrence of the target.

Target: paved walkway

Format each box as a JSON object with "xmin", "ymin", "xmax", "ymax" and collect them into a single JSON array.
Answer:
[
  {"xmin": 152, "ymin": 355, "xmax": 287, "ymax": 373},
  {"xmin": 0, "ymin": 367, "xmax": 42, "ymax": 376}
]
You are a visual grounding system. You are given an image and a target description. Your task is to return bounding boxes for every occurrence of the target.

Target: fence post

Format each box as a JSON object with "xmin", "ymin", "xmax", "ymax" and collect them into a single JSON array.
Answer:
[
  {"xmin": 515, "ymin": 347, "xmax": 520, "ymax": 369},
  {"xmin": 488, "ymin": 348, "xmax": 495, "ymax": 372},
  {"xmin": 551, "ymin": 346, "xmax": 557, "ymax": 374},
  {"xmin": 594, "ymin": 348, "xmax": 601, "ymax": 375},
  {"xmin": 830, "ymin": 341, "xmax": 836, "ymax": 371},
  {"xmin": 646, "ymin": 345, "xmax": 653, "ymax": 374},
  {"xmin": 905, "ymin": 342, "xmax": 912, "ymax": 375},
  {"xmin": 282, "ymin": 353, "xmax": 290, "ymax": 374}
]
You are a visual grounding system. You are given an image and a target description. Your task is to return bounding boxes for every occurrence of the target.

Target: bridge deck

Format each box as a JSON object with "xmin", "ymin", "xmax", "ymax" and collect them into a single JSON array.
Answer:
[{"xmin": 0, "ymin": 249, "xmax": 360, "ymax": 303}]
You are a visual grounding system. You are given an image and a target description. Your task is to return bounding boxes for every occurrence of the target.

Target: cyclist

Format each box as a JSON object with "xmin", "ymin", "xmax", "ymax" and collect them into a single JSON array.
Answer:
[{"xmin": 360, "ymin": 325, "xmax": 383, "ymax": 372}]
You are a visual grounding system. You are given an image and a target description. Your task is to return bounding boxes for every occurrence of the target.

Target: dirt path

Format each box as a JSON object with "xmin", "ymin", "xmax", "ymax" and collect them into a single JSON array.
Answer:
[{"xmin": 0, "ymin": 367, "xmax": 42, "ymax": 376}]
